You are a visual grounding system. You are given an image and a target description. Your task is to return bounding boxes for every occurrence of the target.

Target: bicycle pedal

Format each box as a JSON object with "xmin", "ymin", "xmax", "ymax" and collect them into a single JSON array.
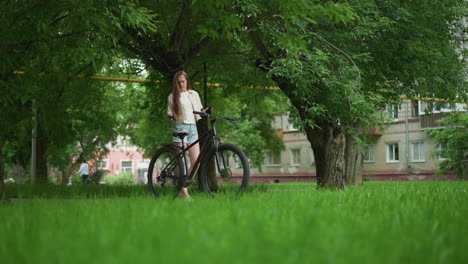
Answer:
[{"xmin": 182, "ymin": 179, "xmax": 194, "ymax": 188}]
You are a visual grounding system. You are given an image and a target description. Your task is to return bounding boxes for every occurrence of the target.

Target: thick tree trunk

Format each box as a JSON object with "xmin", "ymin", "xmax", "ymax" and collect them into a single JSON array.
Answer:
[
  {"xmin": 344, "ymin": 133, "xmax": 363, "ymax": 185},
  {"xmin": 0, "ymin": 142, "xmax": 5, "ymax": 200},
  {"xmin": 35, "ymin": 130, "xmax": 48, "ymax": 184},
  {"xmin": 273, "ymin": 79, "xmax": 346, "ymax": 190},
  {"xmin": 196, "ymin": 115, "xmax": 218, "ymax": 192},
  {"xmin": 305, "ymin": 124, "xmax": 346, "ymax": 190}
]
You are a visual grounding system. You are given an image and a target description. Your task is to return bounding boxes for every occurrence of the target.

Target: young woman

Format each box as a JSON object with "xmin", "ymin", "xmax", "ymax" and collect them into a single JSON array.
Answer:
[{"xmin": 167, "ymin": 70, "xmax": 206, "ymax": 200}]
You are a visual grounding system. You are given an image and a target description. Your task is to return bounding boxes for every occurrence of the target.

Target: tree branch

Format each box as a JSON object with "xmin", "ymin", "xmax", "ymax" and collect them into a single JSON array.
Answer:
[
  {"xmin": 49, "ymin": 11, "xmax": 69, "ymax": 26},
  {"xmin": 66, "ymin": 62, "xmax": 93, "ymax": 82},
  {"xmin": 169, "ymin": 2, "xmax": 191, "ymax": 48},
  {"xmin": 118, "ymin": 39, "xmax": 167, "ymax": 73},
  {"xmin": 245, "ymin": 18, "xmax": 273, "ymax": 60},
  {"xmin": 186, "ymin": 36, "xmax": 212, "ymax": 62}
]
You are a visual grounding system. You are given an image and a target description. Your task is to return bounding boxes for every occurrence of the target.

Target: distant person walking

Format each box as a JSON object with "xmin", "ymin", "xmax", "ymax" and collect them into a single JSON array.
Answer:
[{"xmin": 78, "ymin": 160, "xmax": 90, "ymax": 185}]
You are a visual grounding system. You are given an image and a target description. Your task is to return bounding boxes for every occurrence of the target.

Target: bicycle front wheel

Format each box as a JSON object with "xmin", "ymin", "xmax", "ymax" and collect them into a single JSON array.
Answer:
[
  {"xmin": 200, "ymin": 143, "xmax": 250, "ymax": 195},
  {"xmin": 147, "ymin": 146, "xmax": 184, "ymax": 197}
]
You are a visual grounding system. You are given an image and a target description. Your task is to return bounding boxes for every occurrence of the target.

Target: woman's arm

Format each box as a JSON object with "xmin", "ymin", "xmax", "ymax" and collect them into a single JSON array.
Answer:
[{"xmin": 167, "ymin": 93, "xmax": 174, "ymax": 119}]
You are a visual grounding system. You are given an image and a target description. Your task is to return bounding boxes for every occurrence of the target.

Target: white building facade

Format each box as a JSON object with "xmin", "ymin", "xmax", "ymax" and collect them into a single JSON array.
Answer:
[{"xmin": 249, "ymin": 99, "xmax": 466, "ymax": 183}]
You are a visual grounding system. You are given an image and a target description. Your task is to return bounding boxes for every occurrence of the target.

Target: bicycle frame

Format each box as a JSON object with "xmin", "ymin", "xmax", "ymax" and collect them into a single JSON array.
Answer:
[{"xmin": 159, "ymin": 117, "xmax": 227, "ymax": 184}]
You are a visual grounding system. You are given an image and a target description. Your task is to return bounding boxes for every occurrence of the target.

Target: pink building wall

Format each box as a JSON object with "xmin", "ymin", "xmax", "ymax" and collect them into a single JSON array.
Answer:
[{"xmin": 101, "ymin": 149, "xmax": 149, "ymax": 176}]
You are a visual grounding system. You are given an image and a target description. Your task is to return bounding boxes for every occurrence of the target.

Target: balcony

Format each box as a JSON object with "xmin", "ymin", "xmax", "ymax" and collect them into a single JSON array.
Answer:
[{"xmin": 420, "ymin": 113, "xmax": 450, "ymax": 129}]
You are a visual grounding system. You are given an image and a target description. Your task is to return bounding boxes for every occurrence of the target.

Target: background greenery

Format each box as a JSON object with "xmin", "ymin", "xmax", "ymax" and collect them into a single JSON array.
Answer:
[
  {"xmin": 1, "ymin": 0, "xmax": 466, "ymax": 190},
  {"xmin": 1, "ymin": 181, "xmax": 467, "ymax": 264}
]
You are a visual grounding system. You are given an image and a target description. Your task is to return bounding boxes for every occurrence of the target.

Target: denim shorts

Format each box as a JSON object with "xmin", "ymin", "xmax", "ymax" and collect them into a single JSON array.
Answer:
[{"xmin": 173, "ymin": 123, "xmax": 198, "ymax": 143}]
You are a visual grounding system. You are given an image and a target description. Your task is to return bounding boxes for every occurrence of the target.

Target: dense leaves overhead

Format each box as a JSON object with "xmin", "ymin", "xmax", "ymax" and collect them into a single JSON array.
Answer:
[{"xmin": 0, "ymin": 0, "xmax": 158, "ymax": 178}]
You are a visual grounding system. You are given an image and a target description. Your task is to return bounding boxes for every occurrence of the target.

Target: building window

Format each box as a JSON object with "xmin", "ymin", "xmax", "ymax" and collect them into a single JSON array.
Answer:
[
  {"xmin": 291, "ymin": 149, "xmax": 301, "ymax": 166},
  {"xmin": 121, "ymin": 161, "xmax": 133, "ymax": 173},
  {"xmin": 426, "ymin": 101, "xmax": 452, "ymax": 113},
  {"xmin": 387, "ymin": 105, "xmax": 399, "ymax": 119},
  {"xmin": 271, "ymin": 115, "xmax": 282, "ymax": 130},
  {"xmin": 96, "ymin": 160, "xmax": 109, "ymax": 169},
  {"xmin": 138, "ymin": 160, "xmax": 150, "ymax": 169},
  {"xmin": 411, "ymin": 142, "xmax": 425, "ymax": 162},
  {"xmin": 411, "ymin": 100, "xmax": 420, "ymax": 117},
  {"xmin": 387, "ymin": 143, "xmax": 399, "ymax": 162},
  {"xmin": 363, "ymin": 144, "xmax": 375, "ymax": 162},
  {"xmin": 266, "ymin": 151, "xmax": 281, "ymax": 166}
]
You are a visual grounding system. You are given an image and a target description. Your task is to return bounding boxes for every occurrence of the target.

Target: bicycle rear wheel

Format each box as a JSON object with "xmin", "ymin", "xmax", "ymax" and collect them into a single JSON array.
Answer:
[
  {"xmin": 147, "ymin": 146, "xmax": 184, "ymax": 197},
  {"xmin": 200, "ymin": 143, "xmax": 250, "ymax": 195}
]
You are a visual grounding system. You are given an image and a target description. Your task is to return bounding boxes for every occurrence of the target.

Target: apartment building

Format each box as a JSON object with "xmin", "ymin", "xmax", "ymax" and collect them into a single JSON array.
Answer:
[{"xmin": 251, "ymin": 99, "xmax": 466, "ymax": 183}]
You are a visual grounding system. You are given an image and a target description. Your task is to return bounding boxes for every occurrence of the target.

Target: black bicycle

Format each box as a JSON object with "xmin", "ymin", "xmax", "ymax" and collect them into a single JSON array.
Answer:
[{"xmin": 147, "ymin": 111, "xmax": 250, "ymax": 197}]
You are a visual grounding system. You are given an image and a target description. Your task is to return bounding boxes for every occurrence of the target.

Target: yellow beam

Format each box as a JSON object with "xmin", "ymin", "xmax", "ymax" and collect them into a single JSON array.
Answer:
[
  {"xmin": 89, "ymin": 76, "xmax": 156, "ymax": 84},
  {"xmin": 399, "ymin": 96, "xmax": 466, "ymax": 104},
  {"xmin": 12, "ymin": 71, "xmax": 467, "ymax": 103}
]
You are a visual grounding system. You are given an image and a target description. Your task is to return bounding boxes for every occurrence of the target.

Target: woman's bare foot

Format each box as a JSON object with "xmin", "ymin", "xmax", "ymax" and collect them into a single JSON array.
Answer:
[{"xmin": 178, "ymin": 188, "xmax": 192, "ymax": 201}]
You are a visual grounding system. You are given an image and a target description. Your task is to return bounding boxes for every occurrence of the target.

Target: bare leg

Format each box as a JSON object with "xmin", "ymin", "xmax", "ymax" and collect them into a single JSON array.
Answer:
[{"xmin": 175, "ymin": 142, "xmax": 200, "ymax": 199}]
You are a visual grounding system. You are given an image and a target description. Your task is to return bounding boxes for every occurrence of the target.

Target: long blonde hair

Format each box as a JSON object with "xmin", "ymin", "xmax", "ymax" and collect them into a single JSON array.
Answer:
[{"xmin": 171, "ymin": 70, "xmax": 192, "ymax": 119}]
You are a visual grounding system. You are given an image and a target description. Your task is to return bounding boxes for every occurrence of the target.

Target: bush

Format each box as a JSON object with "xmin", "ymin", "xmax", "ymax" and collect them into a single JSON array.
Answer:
[
  {"xmin": 72, "ymin": 174, "xmax": 82, "ymax": 185},
  {"xmin": 427, "ymin": 111, "xmax": 468, "ymax": 179},
  {"xmin": 102, "ymin": 172, "xmax": 135, "ymax": 186}
]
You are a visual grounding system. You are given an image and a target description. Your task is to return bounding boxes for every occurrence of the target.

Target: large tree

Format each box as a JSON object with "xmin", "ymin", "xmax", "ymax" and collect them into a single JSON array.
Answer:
[
  {"xmin": 237, "ymin": 0, "xmax": 466, "ymax": 189},
  {"xmin": 0, "ymin": 0, "xmax": 157, "ymax": 186},
  {"xmin": 341, "ymin": 0, "xmax": 467, "ymax": 184}
]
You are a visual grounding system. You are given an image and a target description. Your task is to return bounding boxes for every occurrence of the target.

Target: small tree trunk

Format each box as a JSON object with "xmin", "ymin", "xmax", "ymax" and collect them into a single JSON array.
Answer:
[
  {"xmin": 344, "ymin": 133, "xmax": 363, "ymax": 185},
  {"xmin": 35, "ymin": 130, "xmax": 48, "ymax": 184},
  {"xmin": 0, "ymin": 142, "xmax": 5, "ymax": 200},
  {"xmin": 305, "ymin": 124, "xmax": 345, "ymax": 190}
]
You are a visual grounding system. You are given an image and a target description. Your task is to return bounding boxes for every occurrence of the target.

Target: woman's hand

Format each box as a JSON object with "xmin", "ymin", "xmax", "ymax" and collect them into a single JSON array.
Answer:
[
  {"xmin": 202, "ymin": 106, "xmax": 212, "ymax": 113},
  {"xmin": 167, "ymin": 114, "xmax": 175, "ymax": 121}
]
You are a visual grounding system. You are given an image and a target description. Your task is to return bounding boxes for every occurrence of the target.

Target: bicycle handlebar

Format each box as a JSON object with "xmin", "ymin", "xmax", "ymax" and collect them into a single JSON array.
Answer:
[{"xmin": 193, "ymin": 111, "xmax": 236, "ymax": 122}]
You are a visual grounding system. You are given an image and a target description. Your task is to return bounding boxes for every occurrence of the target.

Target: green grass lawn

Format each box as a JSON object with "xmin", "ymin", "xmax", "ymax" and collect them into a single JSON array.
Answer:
[{"xmin": 1, "ymin": 181, "xmax": 467, "ymax": 264}]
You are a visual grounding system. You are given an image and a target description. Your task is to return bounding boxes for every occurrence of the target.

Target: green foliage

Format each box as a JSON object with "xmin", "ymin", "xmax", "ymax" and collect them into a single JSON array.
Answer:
[
  {"xmin": 0, "ymin": 1, "xmax": 159, "ymax": 177},
  {"xmin": 102, "ymin": 172, "xmax": 135, "ymax": 186},
  {"xmin": 68, "ymin": 174, "xmax": 82, "ymax": 185},
  {"xmin": 235, "ymin": 0, "xmax": 466, "ymax": 163},
  {"xmin": 346, "ymin": 0, "xmax": 467, "ymax": 101},
  {"xmin": 210, "ymin": 88, "xmax": 288, "ymax": 169},
  {"xmin": 427, "ymin": 112, "xmax": 468, "ymax": 179}
]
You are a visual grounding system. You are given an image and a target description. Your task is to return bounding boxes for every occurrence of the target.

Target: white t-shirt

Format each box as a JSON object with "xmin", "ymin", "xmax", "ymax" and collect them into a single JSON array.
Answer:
[
  {"xmin": 167, "ymin": 90, "xmax": 204, "ymax": 124},
  {"xmin": 78, "ymin": 163, "xmax": 89, "ymax": 175},
  {"xmin": 179, "ymin": 91, "xmax": 196, "ymax": 124}
]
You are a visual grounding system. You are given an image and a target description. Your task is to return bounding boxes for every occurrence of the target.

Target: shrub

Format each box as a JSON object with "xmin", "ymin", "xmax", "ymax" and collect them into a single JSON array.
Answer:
[
  {"xmin": 427, "ymin": 111, "xmax": 467, "ymax": 179},
  {"xmin": 102, "ymin": 172, "xmax": 135, "ymax": 186}
]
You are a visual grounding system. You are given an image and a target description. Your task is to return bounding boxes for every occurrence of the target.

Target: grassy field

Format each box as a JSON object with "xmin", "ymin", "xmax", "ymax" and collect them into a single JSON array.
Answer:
[{"xmin": 1, "ymin": 181, "xmax": 467, "ymax": 264}]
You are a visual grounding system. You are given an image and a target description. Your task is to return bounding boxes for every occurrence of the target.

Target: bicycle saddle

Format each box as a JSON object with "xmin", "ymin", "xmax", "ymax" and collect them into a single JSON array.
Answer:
[{"xmin": 173, "ymin": 132, "xmax": 189, "ymax": 139}]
